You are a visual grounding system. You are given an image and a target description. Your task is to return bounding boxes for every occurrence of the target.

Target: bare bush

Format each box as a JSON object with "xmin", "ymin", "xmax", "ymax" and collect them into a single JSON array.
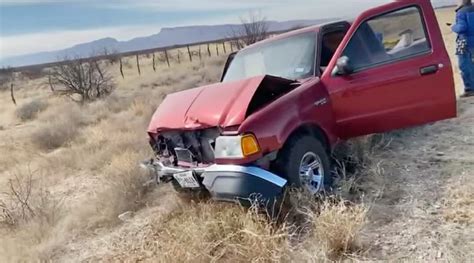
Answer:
[
  {"xmin": 15, "ymin": 99, "xmax": 48, "ymax": 121},
  {"xmin": 231, "ymin": 11, "xmax": 269, "ymax": 49},
  {"xmin": 0, "ymin": 167, "xmax": 62, "ymax": 229},
  {"xmin": 102, "ymin": 48, "xmax": 121, "ymax": 65},
  {"xmin": 48, "ymin": 58, "xmax": 115, "ymax": 103}
]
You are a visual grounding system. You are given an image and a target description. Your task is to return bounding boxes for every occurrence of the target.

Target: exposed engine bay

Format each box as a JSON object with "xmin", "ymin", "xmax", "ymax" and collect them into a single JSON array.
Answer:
[
  {"xmin": 147, "ymin": 75, "xmax": 299, "ymax": 170},
  {"xmin": 150, "ymin": 128, "xmax": 221, "ymax": 167}
]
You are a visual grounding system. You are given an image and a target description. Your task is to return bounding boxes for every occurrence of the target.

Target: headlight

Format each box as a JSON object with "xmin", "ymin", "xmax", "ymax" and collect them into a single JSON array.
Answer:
[{"xmin": 214, "ymin": 134, "xmax": 260, "ymax": 158}]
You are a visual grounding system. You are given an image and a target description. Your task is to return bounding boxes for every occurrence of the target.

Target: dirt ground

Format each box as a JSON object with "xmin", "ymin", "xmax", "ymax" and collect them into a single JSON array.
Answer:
[
  {"xmin": 0, "ymin": 6, "xmax": 472, "ymax": 262},
  {"xmin": 359, "ymin": 97, "xmax": 474, "ymax": 261}
]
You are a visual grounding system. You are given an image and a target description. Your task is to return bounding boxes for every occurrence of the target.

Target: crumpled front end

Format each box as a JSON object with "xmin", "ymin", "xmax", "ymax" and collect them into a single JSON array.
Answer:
[
  {"xmin": 145, "ymin": 128, "xmax": 287, "ymax": 202},
  {"xmin": 144, "ymin": 75, "xmax": 297, "ymax": 202},
  {"xmin": 142, "ymin": 159, "xmax": 287, "ymax": 203}
]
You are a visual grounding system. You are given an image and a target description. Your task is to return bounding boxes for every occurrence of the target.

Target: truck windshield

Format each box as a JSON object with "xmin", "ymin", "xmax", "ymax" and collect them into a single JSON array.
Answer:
[{"xmin": 223, "ymin": 33, "xmax": 316, "ymax": 82}]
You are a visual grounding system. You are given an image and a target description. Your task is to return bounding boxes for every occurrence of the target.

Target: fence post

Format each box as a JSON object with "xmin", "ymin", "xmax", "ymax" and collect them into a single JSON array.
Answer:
[
  {"xmin": 119, "ymin": 57, "xmax": 125, "ymax": 79},
  {"xmin": 10, "ymin": 83, "xmax": 16, "ymax": 106},
  {"xmin": 48, "ymin": 75, "xmax": 55, "ymax": 92},
  {"xmin": 216, "ymin": 44, "xmax": 219, "ymax": 56},
  {"xmin": 199, "ymin": 46, "xmax": 202, "ymax": 60},
  {"xmin": 187, "ymin": 45, "xmax": 193, "ymax": 62},
  {"xmin": 164, "ymin": 50, "xmax": 171, "ymax": 67},
  {"xmin": 230, "ymin": 41, "xmax": 234, "ymax": 52},
  {"xmin": 207, "ymin": 43, "xmax": 211, "ymax": 57},
  {"xmin": 136, "ymin": 54, "xmax": 141, "ymax": 75},
  {"xmin": 177, "ymin": 51, "xmax": 181, "ymax": 64},
  {"xmin": 152, "ymin": 53, "xmax": 156, "ymax": 72},
  {"xmin": 222, "ymin": 42, "xmax": 227, "ymax": 54}
]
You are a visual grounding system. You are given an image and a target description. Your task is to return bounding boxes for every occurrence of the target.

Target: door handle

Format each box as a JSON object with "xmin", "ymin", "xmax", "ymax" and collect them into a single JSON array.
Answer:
[{"xmin": 420, "ymin": 65, "xmax": 438, "ymax": 75}]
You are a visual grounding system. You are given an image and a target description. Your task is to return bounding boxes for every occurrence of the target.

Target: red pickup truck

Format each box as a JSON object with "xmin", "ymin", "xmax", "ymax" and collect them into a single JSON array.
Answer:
[{"xmin": 145, "ymin": 0, "xmax": 457, "ymax": 202}]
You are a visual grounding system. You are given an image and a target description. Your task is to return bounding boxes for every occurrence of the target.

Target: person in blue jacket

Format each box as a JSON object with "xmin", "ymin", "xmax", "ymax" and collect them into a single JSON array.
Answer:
[{"xmin": 452, "ymin": 0, "xmax": 474, "ymax": 97}]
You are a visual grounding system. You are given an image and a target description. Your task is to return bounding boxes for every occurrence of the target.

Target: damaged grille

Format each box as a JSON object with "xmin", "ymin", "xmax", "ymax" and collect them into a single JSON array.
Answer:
[{"xmin": 152, "ymin": 128, "xmax": 220, "ymax": 166}]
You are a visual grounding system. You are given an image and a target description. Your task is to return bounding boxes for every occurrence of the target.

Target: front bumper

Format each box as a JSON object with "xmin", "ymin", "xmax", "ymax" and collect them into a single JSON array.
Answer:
[{"xmin": 141, "ymin": 160, "xmax": 287, "ymax": 203}]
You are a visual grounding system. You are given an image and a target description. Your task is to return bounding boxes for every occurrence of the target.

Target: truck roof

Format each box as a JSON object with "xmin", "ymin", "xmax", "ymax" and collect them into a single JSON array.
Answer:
[{"xmin": 241, "ymin": 19, "xmax": 348, "ymax": 50}]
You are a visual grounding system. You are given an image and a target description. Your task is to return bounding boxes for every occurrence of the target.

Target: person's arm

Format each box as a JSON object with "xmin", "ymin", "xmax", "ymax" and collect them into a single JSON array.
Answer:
[{"xmin": 452, "ymin": 11, "xmax": 468, "ymax": 33}]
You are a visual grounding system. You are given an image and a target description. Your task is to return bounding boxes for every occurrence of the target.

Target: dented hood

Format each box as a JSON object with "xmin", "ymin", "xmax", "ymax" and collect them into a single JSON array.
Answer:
[{"xmin": 147, "ymin": 75, "xmax": 295, "ymax": 133}]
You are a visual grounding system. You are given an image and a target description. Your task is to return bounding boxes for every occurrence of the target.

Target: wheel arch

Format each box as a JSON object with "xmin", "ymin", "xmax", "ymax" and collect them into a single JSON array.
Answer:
[{"xmin": 283, "ymin": 123, "xmax": 331, "ymax": 153}]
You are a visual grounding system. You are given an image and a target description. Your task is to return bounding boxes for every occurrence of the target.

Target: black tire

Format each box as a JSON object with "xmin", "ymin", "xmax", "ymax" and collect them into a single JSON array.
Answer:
[{"xmin": 272, "ymin": 134, "xmax": 332, "ymax": 193}]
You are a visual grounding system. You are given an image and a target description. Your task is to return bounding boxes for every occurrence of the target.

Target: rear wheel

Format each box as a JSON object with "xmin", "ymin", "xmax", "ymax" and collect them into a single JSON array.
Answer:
[{"xmin": 273, "ymin": 134, "xmax": 332, "ymax": 194}]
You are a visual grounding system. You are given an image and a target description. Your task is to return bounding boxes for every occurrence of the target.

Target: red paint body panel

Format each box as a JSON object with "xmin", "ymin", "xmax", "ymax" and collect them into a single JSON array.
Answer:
[
  {"xmin": 236, "ymin": 78, "xmax": 336, "ymax": 154},
  {"xmin": 322, "ymin": 0, "xmax": 457, "ymax": 138},
  {"xmin": 148, "ymin": 0, "xmax": 457, "ymax": 166},
  {"xmin": 147, "ymin": 75, "xmax": 267, "ymax": 133},
  {"xmin": 215, "ymin": 78, "xmax": 337, "ymax": 165}
]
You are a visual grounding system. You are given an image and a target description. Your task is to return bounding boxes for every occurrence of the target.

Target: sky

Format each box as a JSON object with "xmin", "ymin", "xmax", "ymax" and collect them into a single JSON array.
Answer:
[{"xmin": 0, "ymin": 0, "xmax": 456, "ymax": 60}]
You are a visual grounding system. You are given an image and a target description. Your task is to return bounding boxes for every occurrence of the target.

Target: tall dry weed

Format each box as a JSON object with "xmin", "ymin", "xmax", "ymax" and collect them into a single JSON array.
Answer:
[{"xmin": 15, "ymin": 99, "xmax": 48, "ymax": 121}]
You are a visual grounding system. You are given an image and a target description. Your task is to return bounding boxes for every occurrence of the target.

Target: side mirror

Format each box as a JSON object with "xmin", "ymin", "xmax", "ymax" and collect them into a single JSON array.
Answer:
[{"xmin": 332, "ymin": 56, "xmax": 353, "ymax": 76}]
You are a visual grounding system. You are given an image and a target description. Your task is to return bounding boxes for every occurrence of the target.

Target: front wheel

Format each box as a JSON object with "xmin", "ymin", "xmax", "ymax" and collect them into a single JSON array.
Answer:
[{"xmin": 272, "ymin": 135, "xmax": 332, "ymax": 194}]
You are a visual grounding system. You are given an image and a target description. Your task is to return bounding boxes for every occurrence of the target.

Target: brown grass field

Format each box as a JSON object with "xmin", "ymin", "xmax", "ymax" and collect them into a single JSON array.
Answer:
[{"xmin": 0, "ymin": 7, "xmax": 473, "ymax": 262}]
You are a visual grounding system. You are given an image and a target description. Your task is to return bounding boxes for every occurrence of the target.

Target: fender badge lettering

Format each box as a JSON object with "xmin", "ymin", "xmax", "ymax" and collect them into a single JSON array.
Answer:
[{"xmin": 314, "ymin": 98, "xmax": 328, "ymax": 106}]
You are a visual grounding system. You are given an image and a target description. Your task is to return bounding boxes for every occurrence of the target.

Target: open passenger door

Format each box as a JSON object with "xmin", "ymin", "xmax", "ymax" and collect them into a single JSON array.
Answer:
[{"xmin": 321, "ymin": 0, "xmax": 457, "ymax": 139}]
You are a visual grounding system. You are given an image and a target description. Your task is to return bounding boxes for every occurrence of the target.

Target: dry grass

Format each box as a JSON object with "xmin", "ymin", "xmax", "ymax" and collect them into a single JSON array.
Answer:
[
  {"xmin": 88, "ymin": 151, "xmax": 151, "ymax": 227},
  {"xmin": 31, "ymin": 104, "xmax": 84, "ymax": 150},
  {"xmin": 0, "ymin": 52, "xmax": 230, "ymax": 261},
  {"xmin": 15, "ymin": 99, "xmax": 48, "ymax": 121},
  {"xmin": 295, "ymin": 201, "xmax": 368, "ymax": 261},
  {"xmin": 0, "ymin": 166, "xmax": 63, "ymax": 261},
  {"xmin": 152, "ymin": 202, "xmax": 291, "ymax": 262},
  {"xmin": 0, "ymin": 8, "xmax": 471, "ymax": 261},
  {"xmin": 332, "ymin": 135, "xmax": 390, "ymax": 202},
  {"xmin": 0, "ymin": 46, "xmax": 398, "ymax": 262},
  {"xmin": 96, "ymin": 196, "xmax": 367, "ymax": 262},
  {"xmin": 443, "ymin": 174, "xmax": 474, "ymax": 225}
]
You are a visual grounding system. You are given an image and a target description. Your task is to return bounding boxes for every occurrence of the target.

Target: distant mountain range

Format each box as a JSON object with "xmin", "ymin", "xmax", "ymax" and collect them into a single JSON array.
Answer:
[
  {"xmin": 0, "ymin": 19, "xmax": 330, "ymax": 68},
  {"xmin": 1, "ymin": 0, "xmax": 457, "ymax": 68}
]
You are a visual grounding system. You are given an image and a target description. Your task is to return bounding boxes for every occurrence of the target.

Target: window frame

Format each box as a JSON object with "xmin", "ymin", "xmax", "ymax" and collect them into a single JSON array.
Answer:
[
  {"xmin": 222, "ymin": 31, "xmax": 319, "ymax": 82},
  {"xmin": 340, "ymin": 4, "xmax": 432, "ymax": 74},
  {"xmin": 317, "ymin": 21, "xmax": 351, "ymax": 76}
]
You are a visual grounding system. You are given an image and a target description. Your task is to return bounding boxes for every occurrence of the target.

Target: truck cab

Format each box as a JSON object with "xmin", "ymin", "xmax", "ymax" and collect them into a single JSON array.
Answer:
[{"xmin": 145, "ymin": 0, "xmax": 456, "ymax": 202}]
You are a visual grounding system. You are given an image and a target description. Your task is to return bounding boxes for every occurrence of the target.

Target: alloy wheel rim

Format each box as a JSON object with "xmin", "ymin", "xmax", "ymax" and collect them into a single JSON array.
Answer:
[{"xmin": 299, "ymin": 152, "xmax": 324, "ymax": 194}]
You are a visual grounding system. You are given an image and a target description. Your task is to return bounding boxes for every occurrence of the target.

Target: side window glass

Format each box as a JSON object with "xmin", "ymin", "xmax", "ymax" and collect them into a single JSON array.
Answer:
[{"xmin": 343, "ymin": 6, "xmax": 430, "ymax": 71}]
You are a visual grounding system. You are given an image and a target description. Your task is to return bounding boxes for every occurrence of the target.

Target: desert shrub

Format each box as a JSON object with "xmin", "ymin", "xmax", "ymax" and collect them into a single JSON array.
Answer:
[
  {"xmin": 0, "ymin": 167, "xmax": 62, "ymax": 228},
  {"xmin": 230, "ymin": 11, "xmax": 269, "ymax": 49},
  {"xmin": 31, "ymin": 105, "xmax": 84, "ymax": 150},
  {"xmin": 74, "ymin": 151, "xmax": 150, "ymax": 229},
  {"xmin": 32, "ymin": 120, "xmax": 78, "ymax": 150},
  {"xmin": 48, "ymin": 58, "xmax": 115, "ymax": 103},
  {"xmin": 142, "ymin": 202, "xmax": 292, "ymax": 262},
  {"xmin": 297, "ymin": 200, "xmax": 367, "ymax": 261},
  {"xmin": 332, "ymin": 135, "xmax": 390, "ymax": 200},
  {"xmin": 106, "ymin": 193, "xmax": 367, "ymax": 262},
  {"xmin": 15, "ymin": 99, "xmax": 48, "ymax": 121},
  {"xmin": 0, "ymin": 167, "xmax": 63, "ymax": 262}
]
